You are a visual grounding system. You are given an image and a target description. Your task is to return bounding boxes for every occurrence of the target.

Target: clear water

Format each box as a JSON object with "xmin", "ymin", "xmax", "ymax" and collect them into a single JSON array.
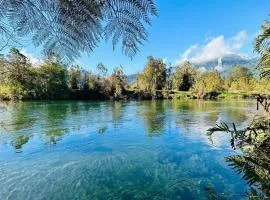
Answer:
[{"xmin": 0, "ymin": 100, "xmax": 256, "ymax": 200}]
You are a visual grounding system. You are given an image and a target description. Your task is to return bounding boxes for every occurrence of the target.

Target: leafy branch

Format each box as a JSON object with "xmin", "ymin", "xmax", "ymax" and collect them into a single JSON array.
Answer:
[
  {"xmin": 207, "ymin": 117, "xmax": 270, "ymax": 197},
  {"xmin": 0, "ymin": 0, "xmax": 157, "ymax": 61}
]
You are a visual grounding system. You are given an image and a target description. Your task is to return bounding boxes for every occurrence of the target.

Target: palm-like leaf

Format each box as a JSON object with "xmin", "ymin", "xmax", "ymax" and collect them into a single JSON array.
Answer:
[
  {"xmin": 208, "ymin": 118, "xmax": 270, "ymax": 197},
  {"xmin": 226, "ymin": 155, "xmax": 262, "ymax": 185},
  {"xmin": 0, "ymin": 0, "xmax": 157, "ymax": 61},
  {"xmin": 255, "ymin": 21, "xmax": 270, "ymax": 78}
]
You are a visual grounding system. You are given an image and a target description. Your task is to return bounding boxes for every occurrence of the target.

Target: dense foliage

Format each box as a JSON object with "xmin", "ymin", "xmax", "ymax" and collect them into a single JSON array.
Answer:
[
  {"xmin": 192, "ymin": 70, "xmax": 224, "ymax": 99},
  {"xmin": 132, "ymin": 57, "xmax": 270, "ymax": 99},
  {"xmin": 1, "ymin": 49, "xmax": 270, "ymax": 101},
  {"xmin": 255, "ymin": 21, "xmax": 270, "ymax": 78},
  {"xmin": 0, "ymin": 48, "xmax": 128, "ymax": 100},
  {"xmin": 208, "ymin": 117, "xmax": 270, "ymax": 198},
  {"xmin": 172, "ymin": 61, "xmax": 198, "ymax": 91},
  {"xmin": 133, "ymin": 56, "xmax": 167, "ymax": 98}
]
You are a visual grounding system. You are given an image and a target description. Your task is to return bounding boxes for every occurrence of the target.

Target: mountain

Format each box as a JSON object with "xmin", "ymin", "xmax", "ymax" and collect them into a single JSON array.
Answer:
[
  {"xmin": 193, "ymin": 54, "xmax": 258, "ymax": 74},
  {"xmin": 126, "ymin": 54, "xmax": 259, "ymax": 83},
  {"xmin": 126, "ymin": 74, "xmax": 138, "ymax": 84}
]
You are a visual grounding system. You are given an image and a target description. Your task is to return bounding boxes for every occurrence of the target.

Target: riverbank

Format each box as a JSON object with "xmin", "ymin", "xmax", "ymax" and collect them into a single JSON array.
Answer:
[{"xmin": 0, "ymin": 89, "xmax": 262, "ymax": 101}]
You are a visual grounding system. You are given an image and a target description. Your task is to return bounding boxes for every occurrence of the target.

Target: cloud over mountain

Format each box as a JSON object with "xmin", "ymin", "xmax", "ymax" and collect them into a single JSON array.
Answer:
[{"xmin": 176, "ymin": 31, "xmax": 249, "ymax": 65}]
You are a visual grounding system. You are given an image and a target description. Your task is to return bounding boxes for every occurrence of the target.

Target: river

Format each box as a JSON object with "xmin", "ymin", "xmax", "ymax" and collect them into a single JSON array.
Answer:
[{"xmin": 0, "ymin": 100, "xmax": 257, "ymax": 199}]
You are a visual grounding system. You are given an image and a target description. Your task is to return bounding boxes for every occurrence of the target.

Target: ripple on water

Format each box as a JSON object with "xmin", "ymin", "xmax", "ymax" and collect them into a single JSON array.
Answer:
[{"xmin": 0, "ymin": 100, "xmax": 255, "ymax": 199}]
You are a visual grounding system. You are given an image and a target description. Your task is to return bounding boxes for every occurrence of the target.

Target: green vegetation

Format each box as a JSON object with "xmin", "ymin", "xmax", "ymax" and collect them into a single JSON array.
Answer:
[
  {"xmin": 255, "ymin": 21, "xmax": 270, "ymax": 78},
  {"xmin": 192, "ymin": 70, "xmax": 224, "ymax": 99},
  {"xmin": 206, "ymin": 19, "xmax": 270, "ymax": 199},
  {"xmin": 0, "ymin": 48, "xmax": 130, "ymax": 100},
  {"xmin": 1, "ymin": 48, "xmax": 270, "ymax": 101},
  {"xmin": 132, "ymin": 58, "xmax": 269, "ymax": 99},
  {"xmin": 133, "ymin": 56, "xmax": 167, "ymax": 98},
  {"xmin": 172, "ymin": 61, "xmax": 198, "ymax": 91},
  {"xmin": 208, "ymin": 117, "xmax": 270, "ymax": 198}
]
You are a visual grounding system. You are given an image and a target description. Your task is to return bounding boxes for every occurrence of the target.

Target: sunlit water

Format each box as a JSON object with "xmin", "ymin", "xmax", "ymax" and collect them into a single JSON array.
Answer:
[{"xmin": 0, "ymin": 100, "xmax": 257, "ymax": 199}]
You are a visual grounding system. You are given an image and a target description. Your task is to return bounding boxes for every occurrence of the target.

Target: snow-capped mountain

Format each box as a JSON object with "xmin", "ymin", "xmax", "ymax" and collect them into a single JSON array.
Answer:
[
  {"xmin": 193, "ymin": 54, "xmax": 258, "ymax": 73},
  {"xmin": 126, "ymin": 54, "xmax": 259, "ymax": 83}
]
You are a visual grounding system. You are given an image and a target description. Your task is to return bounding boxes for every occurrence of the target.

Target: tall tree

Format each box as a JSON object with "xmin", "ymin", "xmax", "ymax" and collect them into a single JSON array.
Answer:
[
  {"xmin": 135, "ymin": 56, "xmax": 166, "ymax": 97},
  {"xmin": 97, "ymin": 62, "xmax": 108, "ymax": 78},
  {"xmin": 110, "ymin": 66, "xmax": 128, "ymax": 99},
  {"xmin": 68, "ymin": 65, "xmax": 82, "ymax": 90},
  {"xmin": 172, "ymin": 61, "xmax": 198, "ymax": 91},
  {"xmin": 0, "ymin": 48, "xmax": 38, "ymax": 99},
  {"xmin": 38, "ymin": 58, "xmax": 68, "ymax": 99},
  {"xmin": 192, "ymin": 70, "xmax": 224, "ymax": 98},
  {"xmin": 227, "ymin": 64, "xmax": 253, "ymax": 82}
]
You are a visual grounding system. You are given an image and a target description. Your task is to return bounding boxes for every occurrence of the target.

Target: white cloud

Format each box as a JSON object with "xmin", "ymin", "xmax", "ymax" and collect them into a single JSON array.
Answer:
[
  {"xmin": 176, "ymin": 30, "xmax": 249, "ymax": 65},
  {"xmin": 197, "ymin": 66, "xmax": 207, "ymax": 73}
]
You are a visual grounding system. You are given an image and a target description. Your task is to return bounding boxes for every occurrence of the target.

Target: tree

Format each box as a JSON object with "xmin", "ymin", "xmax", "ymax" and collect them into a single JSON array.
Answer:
[
  {"xmin": 166, "ymin": 62, "xmax": 174, "ymax": 89},
  {"xmin": 0, "ymin": 0, "xmax": 157, "ymax": 60},
  {"xmin": 192, "ymin": 70, "xmax": 224, "ymax": 98},
  {"xmin": 97, "ymin": 62, "xmax": 108, "ymax": 78},
  {"xmin": 110, "ymin": 66, "xmax": 128, "ymax": 99},
  {"xmin": 252, "ymin": 78, "xmax": 270, "ymax": 94},
  {"xmin": 172, "ymin": 61, "xmax": 198, "ymax": 91},
  {"xmin": 226, "ymin": 65, "xmax": 254, "ymax": 93},
  {"xmin": 68, "ymin": 65, "xmax": 82, "ymax": 90},
  {"xmin": 38, "ymin": 58, "xmax": 68, "ymax": 99},
  {"xmin": 229, "ymin": 78, "xmax": 253, "ymax": 93},
  {"xmin": 5, "ymin": 48, "xmax": 31, "ymax": 86},
  {"xmin": 227, "ymin": 65, "xmax": 253, "ymax": 82},
  {"xmin": 0, "ymin": 48, "xmax": 35, "ymax": 100},
  {"xmin": 135, "ymin": 56, "xmax": 166, "ymax": 98}
]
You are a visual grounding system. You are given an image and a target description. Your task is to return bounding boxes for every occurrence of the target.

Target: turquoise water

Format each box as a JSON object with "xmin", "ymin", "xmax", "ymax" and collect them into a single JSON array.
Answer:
[{"xmin": 0, "ymin": 100, "xmax": 256, "ymax": 199}]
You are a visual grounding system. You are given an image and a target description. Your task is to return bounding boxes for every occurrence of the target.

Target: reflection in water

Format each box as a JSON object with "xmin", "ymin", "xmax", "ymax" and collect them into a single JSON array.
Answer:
[
  {"xmin": 12, "ymin": 135, "xmax": 30, "ymax": 152},
  {"xmin": 0, "ymin": 104, "xmax": 30, "ymax": 131},
  {"xmin": 138, "ymin": 101, "xmax": 167, "ymax": 136},
  {"xmin": 0, "ymin": 100, "xmax": 258, "ymax": 199},
  {"xmin": 43, "ymin": 102, "xmax": 69, "ymax": 143},
  {"xmin": 97, "ymin": 125, "xmax": 107, "ymax": 134},
  {"xmin": 112, "ymin": 101, "xmax": 124, "ymax": 127}
]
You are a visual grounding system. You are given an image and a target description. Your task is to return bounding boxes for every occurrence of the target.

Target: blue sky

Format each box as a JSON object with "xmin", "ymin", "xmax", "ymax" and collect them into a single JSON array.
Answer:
[{"xmin": 5, "ymin": 0, "xmax": 270, "ymax": 74}]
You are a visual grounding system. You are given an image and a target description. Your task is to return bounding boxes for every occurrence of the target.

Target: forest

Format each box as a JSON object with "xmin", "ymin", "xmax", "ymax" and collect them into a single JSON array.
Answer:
[{"xmin": 0, "ymin": 48, "xmax": 269, "ymax": 101}]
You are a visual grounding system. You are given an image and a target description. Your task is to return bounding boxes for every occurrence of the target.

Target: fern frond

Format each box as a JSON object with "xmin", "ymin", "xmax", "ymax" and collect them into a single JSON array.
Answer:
[
  {"xmin": 226, "ymin": 155, "xmax": 260, "ymax": 185},
  {"xmin": 0, "ymin": 0, "xmax": 157, "ymax": 61},
  {"xmin": 255, "ymin": 21, "xmax": 270, "ymax": 78}
]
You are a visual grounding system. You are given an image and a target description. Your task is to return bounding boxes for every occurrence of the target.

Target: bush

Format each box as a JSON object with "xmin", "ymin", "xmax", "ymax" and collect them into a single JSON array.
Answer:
[{"xmin": 0, "ymin": 84, "xmax": 25, "ymax": 100}]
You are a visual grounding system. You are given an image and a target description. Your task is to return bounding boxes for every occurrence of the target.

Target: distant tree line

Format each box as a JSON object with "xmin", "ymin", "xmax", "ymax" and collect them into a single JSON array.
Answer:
[
  {"xmin": 0, "ymin": 49, "xmax": 269, "ymax": 101},
  {"xmin": 0, "ymin": 48, "xmax": 128, "ymax": 100},
  {"xmin": 133, "ymin": 56, "xmax": 270, "ymax": 99}
]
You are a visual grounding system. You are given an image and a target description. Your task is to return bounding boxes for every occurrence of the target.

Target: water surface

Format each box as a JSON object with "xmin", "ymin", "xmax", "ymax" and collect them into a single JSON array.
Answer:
[{"xmin": 0, "ymin": 100, "xmax": 257, "ymax": 199}]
